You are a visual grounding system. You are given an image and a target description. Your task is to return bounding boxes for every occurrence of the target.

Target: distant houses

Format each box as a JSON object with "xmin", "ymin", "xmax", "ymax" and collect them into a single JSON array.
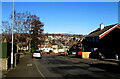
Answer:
[{"xmin": 38, "ymin": 34, "xmax": 83, "ymax": 54}]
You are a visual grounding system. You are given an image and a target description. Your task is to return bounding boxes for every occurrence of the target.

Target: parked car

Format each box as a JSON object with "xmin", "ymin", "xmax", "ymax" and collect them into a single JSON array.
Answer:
[
  {"xmin": 68, "ymin": 51, "xmax": 76, "ymax": 55},
  {"xmin": 32, "ymin": 50, "xmax": 42, "ymax": 59},
  {"xmin": 75, "ymin": 51, "xmax": 83, "ymax": 57},
  {"xmin": 68, "ymin": 44, "xmax": 82, "ymax": 55},
  {"xmin": 90, "ymin": 48, "xmax": 120, "ymax": 60}
]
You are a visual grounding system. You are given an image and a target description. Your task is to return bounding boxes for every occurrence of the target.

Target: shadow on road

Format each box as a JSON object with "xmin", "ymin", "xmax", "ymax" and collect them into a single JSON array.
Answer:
[
  {"xmin": 90, "ymin": 63, "xmax": 120, "ymax": 73},
  {"xmin": 57, "ymin": 66, "xmax": 89, "ymax": 70},
  {"xmin": 64, "ymin": 74, "xmax": 97, "ymax": 79}
]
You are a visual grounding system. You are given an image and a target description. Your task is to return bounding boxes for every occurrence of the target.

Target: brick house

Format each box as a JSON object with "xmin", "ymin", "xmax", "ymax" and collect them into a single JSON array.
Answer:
[{"xmin": 82, "ymin": 24, "xmax": 120, "ymax": 52}]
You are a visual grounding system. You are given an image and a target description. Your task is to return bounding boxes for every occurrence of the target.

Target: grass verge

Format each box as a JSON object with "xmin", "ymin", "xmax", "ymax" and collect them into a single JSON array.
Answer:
[{"xmin": 67, "ymin": 54, "xmax": 76, "ymax": 58}]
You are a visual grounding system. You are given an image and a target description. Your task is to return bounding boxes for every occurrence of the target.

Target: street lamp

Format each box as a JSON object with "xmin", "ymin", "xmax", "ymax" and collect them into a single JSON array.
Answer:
[{"xmin": 11, "ymin": 0, "xmax": 14, "ymax": 69}]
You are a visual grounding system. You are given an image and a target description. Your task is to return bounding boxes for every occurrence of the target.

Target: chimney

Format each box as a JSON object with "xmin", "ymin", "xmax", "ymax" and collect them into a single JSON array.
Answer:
[{"xmin": 100, "ymin": 23, "xmax": 104, "ymax": 30}]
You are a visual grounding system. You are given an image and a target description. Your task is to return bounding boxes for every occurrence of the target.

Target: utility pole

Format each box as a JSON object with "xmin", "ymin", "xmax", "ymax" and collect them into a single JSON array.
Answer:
[{"xmin": 11, "ymin": 0, "xmax": 14, "ymax": 69}]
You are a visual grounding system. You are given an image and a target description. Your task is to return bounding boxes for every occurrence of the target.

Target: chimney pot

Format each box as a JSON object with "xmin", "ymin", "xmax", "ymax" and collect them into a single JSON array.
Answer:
[{"xmin": 100, "ymin": 23, "xmax": 104, "ymax": 30}]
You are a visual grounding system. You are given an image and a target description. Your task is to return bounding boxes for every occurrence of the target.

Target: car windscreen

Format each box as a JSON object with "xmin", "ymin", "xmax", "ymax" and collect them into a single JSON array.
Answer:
[{"xmin": 33, "ymin": 51, "xmax": 41, "ymax": 53}]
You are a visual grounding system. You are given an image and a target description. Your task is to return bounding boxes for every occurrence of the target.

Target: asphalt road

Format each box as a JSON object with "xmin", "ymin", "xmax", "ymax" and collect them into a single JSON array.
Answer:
[
  {"xmin": 4, "ymin": 54, "xmax": 120, "ymax": 79},
  {"xmin": 33, "ymin": 55, "xmax": 120, "ymax": 79}
]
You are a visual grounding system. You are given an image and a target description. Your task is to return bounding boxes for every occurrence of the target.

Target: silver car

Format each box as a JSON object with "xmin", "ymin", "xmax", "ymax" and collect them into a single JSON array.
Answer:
[{"xmin": 32, "ymin": 50, "xmax": 42, "ymax": 59}]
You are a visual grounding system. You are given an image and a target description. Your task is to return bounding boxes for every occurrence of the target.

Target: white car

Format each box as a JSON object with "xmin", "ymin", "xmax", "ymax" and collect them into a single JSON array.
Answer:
[
  {"xmin": 32, "ymin": 50, "xmax": 42, "ymax": 59},
  {"xmin": 72, "ymin": 52, "xmax": 76, "ymax": 55}
]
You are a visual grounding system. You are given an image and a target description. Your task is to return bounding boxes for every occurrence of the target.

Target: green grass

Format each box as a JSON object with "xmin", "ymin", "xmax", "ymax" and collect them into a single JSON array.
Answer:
[
  {"xmin": 25, "ymin": 52, "xmax": 32, "ymax": 55},
  {"xmin": 18, "ymin": 52, "xmax": 24, "ymax": 55},
  {"xmin": 18, "ymin": 51, "xmax": 32, "ymax": 55},
  {"xmin": 68, "ymin": 54, "xmax": 76, "ymax": 58}
]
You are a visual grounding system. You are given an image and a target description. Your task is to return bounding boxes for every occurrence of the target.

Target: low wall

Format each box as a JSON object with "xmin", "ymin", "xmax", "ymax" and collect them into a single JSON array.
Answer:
[
  {"xmin": 0, "ymin": 58, "xmax": 8, "ymax": 71},
  {"xmin": 1, "ymin": 54, "xmax": 21, "ymax": 71},
  {"xmin": 0, "ymin": 62, "xmax": 2, "ymax": 79}
]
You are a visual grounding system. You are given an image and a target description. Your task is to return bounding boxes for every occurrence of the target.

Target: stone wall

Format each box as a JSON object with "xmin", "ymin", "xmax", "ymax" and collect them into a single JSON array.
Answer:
[
  {"xmin": 0, "ymin": 59, "xmax": 2, "ymax": 79},
  {"xmin": 0, "ymin": 58, "xmax": 8, "ymax": 71}
]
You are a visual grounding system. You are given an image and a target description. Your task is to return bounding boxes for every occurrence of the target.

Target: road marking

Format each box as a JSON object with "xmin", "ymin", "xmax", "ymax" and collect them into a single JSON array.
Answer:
[
  {"xmin": 33, "ymin": 60, "xmax": 46, "ymax": 79},
  {"xmin": 27, "ymin": 64, "xmax": 33, "ymax": 67}
]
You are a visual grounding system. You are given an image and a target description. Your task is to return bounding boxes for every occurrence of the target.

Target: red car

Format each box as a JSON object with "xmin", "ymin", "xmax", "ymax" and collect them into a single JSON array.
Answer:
[
  {"xmin": 78, "ymin": 51, "xmax": 83, "ymax": 55},
  {"xmin": 76, "ymin": 51, "xmax": 83, "ymax": 57}
]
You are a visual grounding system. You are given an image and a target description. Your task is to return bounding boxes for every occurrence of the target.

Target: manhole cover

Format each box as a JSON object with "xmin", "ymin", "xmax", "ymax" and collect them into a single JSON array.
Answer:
[{"xmin": 27, "ymin": 64, "xmax": 33, "ymax": 67}]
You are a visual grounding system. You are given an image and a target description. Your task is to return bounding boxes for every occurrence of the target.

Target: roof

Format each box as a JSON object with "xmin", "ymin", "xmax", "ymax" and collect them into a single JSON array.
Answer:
[
  {"xmin": 86, "ymin": 24, "xmax": 118, "ymax": 38},
  {"xmin": 38, "ymin": 46, "xmax": 44, "ymax": 48}
]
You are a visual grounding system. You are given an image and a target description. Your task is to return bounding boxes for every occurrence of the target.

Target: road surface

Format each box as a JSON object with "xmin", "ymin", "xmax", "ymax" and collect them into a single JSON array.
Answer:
[
  {"xmin": 4, "ymin": 54, "xmax": 120, "ymax": 79},
  {"xmin": 33, "ymin": 55, "xmax": 120, "ymax": 79}
]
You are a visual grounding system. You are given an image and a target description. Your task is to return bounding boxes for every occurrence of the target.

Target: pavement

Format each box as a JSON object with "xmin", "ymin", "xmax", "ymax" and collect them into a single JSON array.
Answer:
[
  {"xmin": 2, "ymin": 55, "xmax": 44, "ymax": 79},
  {"xmin": 59, "ymin": 55, "xmax": 120, "ymax": 65}
]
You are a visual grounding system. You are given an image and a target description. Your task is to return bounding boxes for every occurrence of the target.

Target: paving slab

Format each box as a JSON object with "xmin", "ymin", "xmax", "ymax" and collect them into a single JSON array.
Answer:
[{"xmin": 2, "ymin": 55, "xmax": 43, "ymax": 79}]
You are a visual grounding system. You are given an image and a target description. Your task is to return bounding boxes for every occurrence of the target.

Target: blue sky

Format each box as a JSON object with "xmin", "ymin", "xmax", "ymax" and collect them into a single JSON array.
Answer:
[
  {"xmin": 2, "ymin": 0, "xmax": 120, "ymax": 2},
  {"xmin": 2, "ymin": 2, "xmax": 118, "ymax": 35}
]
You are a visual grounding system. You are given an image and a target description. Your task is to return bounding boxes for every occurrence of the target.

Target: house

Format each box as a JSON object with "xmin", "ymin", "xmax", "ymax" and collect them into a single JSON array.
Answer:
[
  {"xmin": 40, "ymin": 42, "xmax": 53, "ymax": 53},
  {"xmin": 18, "ymin": 42, "xmax": 29, "ymax": 51},
  {"xmin": 38, "ymin": 45, "xmax": 44, "ymax": 50},
  {"xmin": 51, "ymin": 42, "xmax": 58, "ymax": 53},
  {"xmin": 82, "ymin": 23, "xmax": 120, "ymax": 52}
]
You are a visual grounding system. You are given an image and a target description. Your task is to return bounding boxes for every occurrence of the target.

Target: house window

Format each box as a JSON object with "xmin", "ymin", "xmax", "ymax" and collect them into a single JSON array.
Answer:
[
  {"xmin": 87, "ymin": 38, "xmax": 89, "ymax": 42},
  {"xmin": 95, "ymin": 37, "xmax": 99, "ymax": 42},
  {"xmin": 96, "ymin": 39, "xmax": 99, "ymax": 42},
  {"xmin": 89, "ymin": 38, "xmax": 91, "ymax": 42}
]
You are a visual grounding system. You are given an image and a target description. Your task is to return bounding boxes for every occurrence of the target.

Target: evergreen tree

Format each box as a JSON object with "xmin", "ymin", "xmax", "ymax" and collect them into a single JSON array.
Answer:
[{"xmin": 30, "ymin": 19, "xmax": 44, "ymax": 51}]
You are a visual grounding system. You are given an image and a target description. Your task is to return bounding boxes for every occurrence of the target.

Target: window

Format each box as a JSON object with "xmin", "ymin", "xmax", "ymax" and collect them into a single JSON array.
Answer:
[{"xmin": 95, "ymin": 37, "xmax": 99, "ymax": 42}]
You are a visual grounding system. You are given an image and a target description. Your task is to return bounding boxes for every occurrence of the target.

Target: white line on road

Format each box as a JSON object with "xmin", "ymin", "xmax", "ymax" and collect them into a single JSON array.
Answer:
[{"xmin": 33, "ymin": 60, "xmax": 46, "ymax": 79}]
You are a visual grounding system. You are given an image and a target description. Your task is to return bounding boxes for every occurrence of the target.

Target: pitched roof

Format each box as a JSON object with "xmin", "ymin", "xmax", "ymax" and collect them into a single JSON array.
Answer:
[{"xmin": 86, "ymin": 24, "xmax": 118, "ymax": 38}]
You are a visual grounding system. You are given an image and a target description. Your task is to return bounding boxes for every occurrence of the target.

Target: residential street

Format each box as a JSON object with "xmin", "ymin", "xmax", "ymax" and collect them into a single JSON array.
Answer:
[
  {"xmin": 3, "ymin": 54, "xmax": 120, "ymax": 79},
  {"xmin": 2, "ymin": 2, "xmax": 120, "ymax": 79}
]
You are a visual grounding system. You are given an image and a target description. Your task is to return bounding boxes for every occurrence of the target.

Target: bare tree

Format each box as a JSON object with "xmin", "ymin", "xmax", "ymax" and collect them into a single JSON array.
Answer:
[
  {"xmin": 2, "ymin": 11, "xmax": 44, "ymax": 52},
  {"xmin": 2, "ymin": 21, "xmax": 12, "ymax": 42},
  {"xmin": 2, "ymin": 21, "xmax": 12, "ymax": 34}
]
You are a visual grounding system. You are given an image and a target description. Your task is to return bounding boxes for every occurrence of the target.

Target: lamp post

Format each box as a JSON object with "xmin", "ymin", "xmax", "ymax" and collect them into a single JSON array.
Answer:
[{"xmin": 11, "ymin": 0, "xmax": 14, "ymax": 69}]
